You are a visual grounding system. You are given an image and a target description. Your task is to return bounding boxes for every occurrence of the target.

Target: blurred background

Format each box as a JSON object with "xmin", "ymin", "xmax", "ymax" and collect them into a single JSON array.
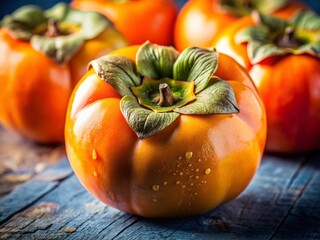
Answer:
[{"xmin": 1, "ymin": 0, "xmax": 320, "ymax": 17}]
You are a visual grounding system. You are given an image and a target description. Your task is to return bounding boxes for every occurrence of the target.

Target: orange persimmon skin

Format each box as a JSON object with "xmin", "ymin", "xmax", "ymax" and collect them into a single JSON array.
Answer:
[
  {"xmin": 65, "ymin": 45, "xmax": 266, "ymax": 217},
  {"xmin": 250, "ymin": 56, "xmax": 320, "ymax": 152},
  {"xmin": 174, "ymin": 0, "xmax": 306, "ymax": 51},
  {"xmin": 213, "ymin": 17, "xmax": 320, "ymax": 153},
  {"xmin": 71, "ymin": 0, "xmax": 178, "ymax": 45},
  {"xmin": 0, "ymin": 28, "xmax": 127, "ymax": 143}
]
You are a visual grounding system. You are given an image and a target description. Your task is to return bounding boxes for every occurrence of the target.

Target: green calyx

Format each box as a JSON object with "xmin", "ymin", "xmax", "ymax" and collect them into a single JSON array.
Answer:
[
  {"xmin": 131, "ymin": 77, "xmax": 196, "ymax": 113},
  {"xmin": 1, "ymin": 3, "xmax": 113, "ymax": 64},
  {"xmin": 89, "ymin": 42, "xmax": 239, "ymax": 139},
  {"xmin": 236, "ymin": 11, "xmax": 320, "ymax": 64},
  {"xmin": 220, "ymin": 0, "xmax": 288, "ymax": 17}
]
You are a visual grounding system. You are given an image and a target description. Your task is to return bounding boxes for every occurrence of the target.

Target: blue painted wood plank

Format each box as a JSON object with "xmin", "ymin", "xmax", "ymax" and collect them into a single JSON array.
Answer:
[
  {"xmin": 0, "ymin": 158, "xmax": 72, "ymax": 226},
  {"xmin": 272, "ymin": 153, "xmax": 320, "ymax": 240},
  {"xmin": 0, "ymin": 180, "xmax": 57, "ymax": 223},
  {"xmin": 0, "ymin": 174, "xmax": 134, "ymax": 240},
  {"xmin": 0, "ymin": 153, "xmax": 319, "ymax": 239},
  {"xmin": 33, "ymin": 159, "xmax": 73, "ymax": 182}
]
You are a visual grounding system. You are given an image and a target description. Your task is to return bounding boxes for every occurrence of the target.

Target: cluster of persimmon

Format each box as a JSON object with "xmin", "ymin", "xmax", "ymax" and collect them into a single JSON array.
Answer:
[{"xmin": 0, "ymin": 0, "xmax": 319, "ymax": 218}]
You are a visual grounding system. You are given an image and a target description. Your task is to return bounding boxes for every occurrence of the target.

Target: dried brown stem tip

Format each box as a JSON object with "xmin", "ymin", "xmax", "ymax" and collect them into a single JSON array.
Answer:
[
  {"xmin": 158, "ymin": 83, "xmax": 181, "ymax": 107},
  {"xmin": 45, "ymin": 19, "xmax": 60, "ymax": 37}
]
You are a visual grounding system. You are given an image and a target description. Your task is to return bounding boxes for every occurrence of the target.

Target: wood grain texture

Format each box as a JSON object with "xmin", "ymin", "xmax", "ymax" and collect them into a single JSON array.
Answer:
[
  {"xmin": 272, "ymin": 153, "xmax": 320, "ymax": 240},
  {"xmin": 0, "ymin": 127, "xmax": 65, "ymax": 196},
  {"xmin": 0, "ymin": 152, "xmax": 319, "ymax": 240},
  {"xmin": 0, "ymin": 180, "xmax": 57, "ymax": 223}
]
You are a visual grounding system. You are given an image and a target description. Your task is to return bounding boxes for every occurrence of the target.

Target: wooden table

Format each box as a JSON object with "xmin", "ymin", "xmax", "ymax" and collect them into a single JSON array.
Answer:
[{"xmin": 0, "ymin": 127, "xmax": 319, "ymax": 239}]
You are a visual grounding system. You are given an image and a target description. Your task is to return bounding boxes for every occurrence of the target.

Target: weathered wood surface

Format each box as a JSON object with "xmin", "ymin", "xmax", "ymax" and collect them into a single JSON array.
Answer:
[
  {"xmin": 0, "ymin": 127, "xmax": 65, "ymax": 197},
  {"xmin": 0, "ymin": 128, "xmax": 319, "ymax": 239}
]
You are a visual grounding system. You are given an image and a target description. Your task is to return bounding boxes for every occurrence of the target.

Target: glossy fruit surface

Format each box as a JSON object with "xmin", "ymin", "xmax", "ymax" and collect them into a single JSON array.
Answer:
[
  {"xmin": 213, "ymin": 12, "xmax": 320, "ymax": 152},
  {"xmin": 72, "ymin": 0, "xmax": 178, "ymax": 45},
  {"xmin": 174, "ymin": 0, "xmax": 306, "ymax": 51},
  {"xmin": 0, "ymin": 3, "xmax": 127, "ymax": 142},
  {"xmin": 65, "ymin": 44, "xmax": 266, "ymax": 217}
]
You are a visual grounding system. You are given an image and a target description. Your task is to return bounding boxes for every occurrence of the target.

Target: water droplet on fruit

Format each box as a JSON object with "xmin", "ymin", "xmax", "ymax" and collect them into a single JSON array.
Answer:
[
  {"xmin": 152, "ymin": 198, "xmax": 158, "ymax": 202},
  {"xmin": 195, "ymin": 169, "xmax": 199, "ymax": 172},
  {"xmin": 93, "ymin": 171, "xmax": 97, "ymax": 177},
  {"xmin": 185, "ymin": 151, "xmax": 193, "ymax": 159},
  {"xmin": 198, "ymin": 159, "xmax": 201, "ymax": 162},
  {"xmin": 163, "ymin": 181, "xmax": 168, "ymax": 185},
  {"xmin": 176, "ymin": 181, "xmax": 181, "ymax": 185},
  {"xmin": 152, "ymin": 185, "xmax": 160, "ymax": 191},
  {"xmin": 179, "ymin": 172, "xmax": 183, "ymax": 176},
  {"xmin": 92, "ymin": 150, "xmax": 97, "ymax": 160},
  {"xmin": 205, "ymin": 168, "xmax": 211, "ymax": 175},
  {"xmin": 195, "ymin": 176, "xmax": 199, "ymax": 179}
]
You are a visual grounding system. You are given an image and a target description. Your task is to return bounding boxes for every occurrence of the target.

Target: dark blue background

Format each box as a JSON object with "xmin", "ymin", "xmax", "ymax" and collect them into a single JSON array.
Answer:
[{"xmin": 1, "ymin": 0, "xmax": 319, "ymax": 18}]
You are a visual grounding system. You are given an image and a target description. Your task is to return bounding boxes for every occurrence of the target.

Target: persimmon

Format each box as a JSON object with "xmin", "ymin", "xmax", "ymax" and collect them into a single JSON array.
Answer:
[
  {"xmin": 213, "ymin": 12, "xmax": 320, "ymax": 152},
  {"xmin": 72, "ymin": 0, "xmax": 178, "ymax": 45},
  {"xmin": 65, "ymin": 43, "xmax": 266, "ymax": 217},
  {"xmin": 0, "ymin": 3, "xmax": 127, "ymax": 143},
  {"xmin": 174, "ymin": 0, "xmax": 306, "ymax": 51}
]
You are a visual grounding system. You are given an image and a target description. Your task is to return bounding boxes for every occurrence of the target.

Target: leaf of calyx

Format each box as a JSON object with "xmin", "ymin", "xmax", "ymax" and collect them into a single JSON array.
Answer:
[
  {"xmin": 173, "ymin": 47, "xmax": 218, "ymax": 94},
  {"xmin": 136, "ymin": 42, "xmax": 179, "ymax": 79},
  {"xmin": 89, "ymin": 55, "xmax": 141, "ymax": 97},
  {"xmin": 31, "ymin": 33, "xmax": 84, "ymax": 64},
  {"xmin": 120, "ymin": 95, "xmax": 179, "ymax": 139},
  {"xmin": 248, "ymin": 41, "xmax": 287, "ymax": 64},
  {"xmin": 175, "ymin": 78, "xmax": 239, "ymax": 115},
  {"xmin": 254, "ymin": 0, "xmax": 288, "ymax": 15},
  {"xmin": 1, "ymin": 5, "xmax": 47, "ymax": 40},
  {"xmin": 45, "ymin": 2, "xmax": 112, "ymax": 40}
]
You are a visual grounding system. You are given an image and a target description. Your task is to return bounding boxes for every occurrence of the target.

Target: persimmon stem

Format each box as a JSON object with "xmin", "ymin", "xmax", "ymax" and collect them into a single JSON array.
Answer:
[
  {"xmin": 252, "ymin": 11, "xmax": 300, "ymax": 49},
  {"xmin": 277, "ymin": 26, "xmax": 300, "ymax": 48},
  {"xmin": 157, "ymin": 83, "xmax": 180, "ymax": 107},
  {"xmin": 45, "ymin": 19, "xmax": 60, "ymax": 37}
]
